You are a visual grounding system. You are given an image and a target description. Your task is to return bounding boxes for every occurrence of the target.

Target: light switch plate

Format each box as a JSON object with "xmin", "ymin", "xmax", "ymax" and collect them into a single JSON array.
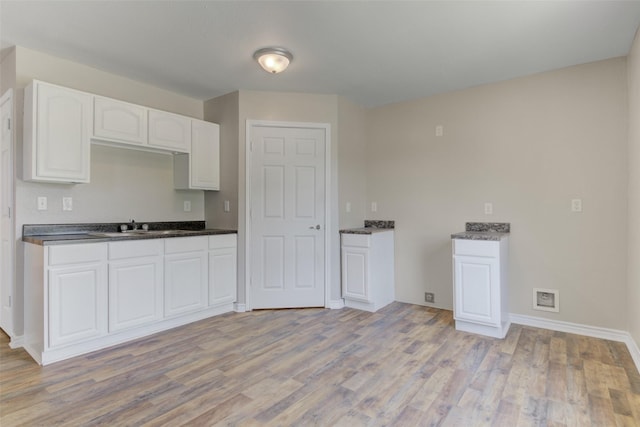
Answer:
[
  {"xmin": 224, "ymin": 200, "xmax": 230, "ymax": 212},
  {"xmin": 371, "ymin": 202, "xmax": 378, "ymax": 212},
  {"xmin": 571, "ymin": 199, "xmax": 582, "ymax": 212},
  {"xmin": 184, "ymin": 201, "xmax": 191, "ymax": 212},
  {"xmin": 346, "ymin": 202, "xmax": 351, "ymax": 213},
  {"xmin": 484, "ymin": 202, "xmax": 493, "ymax": 215},
  {"xmin": 62, "ymin": 197, "xmax": 72, "ymax": 211}
]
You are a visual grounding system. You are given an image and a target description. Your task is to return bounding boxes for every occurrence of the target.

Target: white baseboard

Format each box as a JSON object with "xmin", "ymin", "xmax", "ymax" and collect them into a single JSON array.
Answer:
[
  {"xmin": 327, "ymin": 299, "xmax": 345, "ymax": 309},
  {"xmin": 626, "ymin": 335, "xmax": 640, "ymax": 373},
  {"xmin": 9, "ymin": 335, "xmax": 24, "ymax": 349},
  {"xmin": 234, "ymin": 303, "xmax": 247, "ymax": 313},
  {"xmin": 510, "ymin": 313, "xmax": 640, "ymax": 373}
]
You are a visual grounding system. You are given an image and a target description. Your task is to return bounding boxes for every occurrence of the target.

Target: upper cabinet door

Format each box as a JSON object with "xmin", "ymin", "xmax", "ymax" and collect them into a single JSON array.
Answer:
[
  {"xmin": 148, "ymin": 110, "xmax": 191, "ymax": 153},
  {"xmin": 93, "ymin": 96, "xmax": 147, "ymax": 145},
  {"xmin": 24, "ymin": 81, "xmax": 92, "ymax": 183},
  {"xmin": 191, "ymin": 120, "xmax": 220, "ymax": 190}
]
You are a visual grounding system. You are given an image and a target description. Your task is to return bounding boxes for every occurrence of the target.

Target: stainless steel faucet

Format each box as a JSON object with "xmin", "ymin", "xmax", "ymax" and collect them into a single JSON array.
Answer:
[{"xmin": 130, "ymin": 219, "xmax": 138, "ymax": 230}]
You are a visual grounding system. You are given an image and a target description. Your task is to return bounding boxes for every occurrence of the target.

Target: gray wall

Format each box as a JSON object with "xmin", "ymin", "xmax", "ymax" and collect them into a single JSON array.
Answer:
[
  {"xmin": 628, "ymin": 29, "xmax": 640, "ymax": 345},
  {"xmin": 204, "ymin": 91, "xmax": 239, "ymax": 230},
  {"xmin": 366, "ymin": 58, "xmax": 629, "ymax": 329}
]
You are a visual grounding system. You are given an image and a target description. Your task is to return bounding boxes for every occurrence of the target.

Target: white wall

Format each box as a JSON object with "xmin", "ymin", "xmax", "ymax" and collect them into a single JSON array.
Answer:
[
  {"xmin": 366, "ymin": 58, "xmax": 629, "ymax": 330},
  {"xmin": 628, "ymin": 29, "xmax": 640, "ymax": 346},
  {"xmin": 4, "ymin": 46, "xmax": 206, "ymax": 336}
]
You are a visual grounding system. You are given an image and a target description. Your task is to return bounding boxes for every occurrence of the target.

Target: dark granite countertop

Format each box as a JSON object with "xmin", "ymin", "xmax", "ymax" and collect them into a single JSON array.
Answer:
[
  {"xmin": 23, "ymin": 221, "xmax": 237, "ymax": 246},
  {"xmin": 340, "ymin": 219, "xmax": 395, "ymax": 235},
  {"xmin": 451, "ymin": 222, "xmax": 510, "ymax": 241}
]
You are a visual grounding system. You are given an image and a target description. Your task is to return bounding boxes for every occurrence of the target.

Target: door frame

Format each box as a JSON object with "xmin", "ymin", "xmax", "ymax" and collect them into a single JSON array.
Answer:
[
  {"xmin": 0, "ymin": 88, "xmax": 15, "ymax": 338},
  {"xmin": 245, "ymin": 120, "xmax": 331, "ymax": 311}
]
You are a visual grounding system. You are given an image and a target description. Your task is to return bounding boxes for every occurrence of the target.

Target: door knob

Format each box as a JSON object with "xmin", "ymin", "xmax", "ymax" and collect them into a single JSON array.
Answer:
[{"xmin": 309, "ymin": 224, "xmax": 321, "ymax": 230}]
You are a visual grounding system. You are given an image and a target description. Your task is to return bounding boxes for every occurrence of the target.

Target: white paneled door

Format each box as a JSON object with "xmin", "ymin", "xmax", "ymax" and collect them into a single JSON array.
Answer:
[
  {"xmin": 0, "ymin": 90, "xmax": 13, "ymax": 335},
  {"xmin": 250, "ymin": 125, "xmax": 326, "ymax": 309}
]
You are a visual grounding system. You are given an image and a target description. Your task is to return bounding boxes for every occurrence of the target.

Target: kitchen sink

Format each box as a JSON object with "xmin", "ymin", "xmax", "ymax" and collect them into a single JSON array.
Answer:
[{"xmin": 89, "ymin": 230, "xmax": 194, "ymax": 238}]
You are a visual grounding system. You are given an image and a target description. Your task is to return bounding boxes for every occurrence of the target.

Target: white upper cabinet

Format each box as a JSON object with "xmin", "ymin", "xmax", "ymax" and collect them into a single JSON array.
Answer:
[
  {"xmin": 23, "ymin": 81, "xmax": 91, "ymax": 183},
  {"xmin": 23, "ymin": 80, "xmax": 220, "ymax": 189},
  {"xmin": 148, "ymin": 110, "xmax": 191, "ymax": 153},
  {"xmin": 93, "ymin": 96, "xmax": 147, "ymax": 145},
  {"xmin": 174, "ymin": 120, "xmax": 220, "ymax": 190}
]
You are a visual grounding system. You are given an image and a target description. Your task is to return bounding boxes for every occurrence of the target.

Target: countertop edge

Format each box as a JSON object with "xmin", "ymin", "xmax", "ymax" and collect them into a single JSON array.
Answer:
[
  {"xmin": 340, "ymin": 228, "xmax": 395, "ymax": 235},
  {"xmin": 24, "ymin": 229, "xmax": 238, "ymax": 246},
  {"xmin": 451, "ymin": 231, "xmax": 509, "ymax": 241}
]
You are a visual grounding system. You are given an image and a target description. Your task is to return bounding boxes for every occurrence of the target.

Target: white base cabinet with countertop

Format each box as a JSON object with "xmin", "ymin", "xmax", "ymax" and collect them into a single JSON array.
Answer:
[
  {"xmin": 164, "ymin": 236, "xmax": 208, "ymax": 317},
  {"xmin": 108, "ymin": 239, "xmax": 163, "ymax": 332},
  {"xmin": 341, "ymin": 230, "xmax": 395, "ymax": 312},
  {"xmin": 209, "ymin": 234, "xmax": 237, "ymax": 306},
  {"xmin": 452, "ymin": 237, "xmax": 509, "ymax": 339},
  {"xmin": 23, "ymin": 234, "xmax": 237, "ymax": 365}
]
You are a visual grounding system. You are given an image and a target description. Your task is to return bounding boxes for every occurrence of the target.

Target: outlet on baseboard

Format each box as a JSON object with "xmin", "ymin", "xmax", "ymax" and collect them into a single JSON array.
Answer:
[{"xmin": 425, "ymin": 292, "xmax": 435, "ymax": 303}]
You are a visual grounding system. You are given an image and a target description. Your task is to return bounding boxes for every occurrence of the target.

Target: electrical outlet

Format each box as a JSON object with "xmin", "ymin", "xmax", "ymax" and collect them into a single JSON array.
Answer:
[
  {"xmin": 184, "ymin": 201, "xmax": 191, "ymax": 212},
  {"xmin": 346, "ymin": 202, "xmax": 351, "ymax": 213},
  {"xmin": 37, "ymin": 196, "xmax": 47, "ymax": 211},
  {"xmin": 371, "ymin": 202, "xmax": 377, "ymax": 212},
  {"xmin": 425, "ymin": 292, "xmax": 435, "ymax": 303},
  {"xmin": 435, "ymin": 125, "xmax": 444, "ymax": 137},
  {"xmin": 484, "ymin": 202, "xmax": 493, "ymax": 215}
]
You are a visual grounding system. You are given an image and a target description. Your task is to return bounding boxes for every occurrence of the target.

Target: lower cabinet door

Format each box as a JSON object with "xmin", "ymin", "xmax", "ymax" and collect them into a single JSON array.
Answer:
[
  {"xmin": 209, "ymin": 247, "xmax": 237, "ymax": 306},
  {"xmin": 48, "ymin": 263, "xmax": 107, "ymax": 347},
  {"xmin": 342, "ymin": 246, "xmax": 370, "ymax": 302},
  {"xmin": 453, "ymin": 255, "xmax": 499, "ymax": 326},
  {"xmin": 164, "ymin": 252, "xmax": 208, "ymax": 316},
  {"xmin": 109, "ymin": 257, "xmax": 163, "ymax": 332}
]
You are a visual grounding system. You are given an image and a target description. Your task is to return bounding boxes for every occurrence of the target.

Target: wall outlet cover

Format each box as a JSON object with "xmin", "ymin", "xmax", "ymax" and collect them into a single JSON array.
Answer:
[
  {"xmin": 425, "ymin": 292, "xmax": 435, "ymax": 303},
  {"xmin": 37, "ymin": 196, "xmax": 47, "ymax": 211}
]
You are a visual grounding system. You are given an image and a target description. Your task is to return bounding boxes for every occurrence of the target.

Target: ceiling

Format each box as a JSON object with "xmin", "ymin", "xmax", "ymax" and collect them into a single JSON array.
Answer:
[{"xmin": 2, "ymin": 1, "xmax": 640, "ymax": 108}]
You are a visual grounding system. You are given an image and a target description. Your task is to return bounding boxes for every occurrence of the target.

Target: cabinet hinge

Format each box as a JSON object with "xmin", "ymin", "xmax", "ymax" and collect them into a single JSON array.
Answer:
[
  {"xmin": 6, "ymin": 118, "xmax": 10, "ymax": 131},
  {"xmin": 7, "ymin": 206, "xmax": 10, "ymax": 218},
  {"xmin": 250, "ymin": 140, "xmax": 254, "ymax": 152},
  {"xmin": 8, "ymin": 295, "xmax": 11, "ymax": 307}
]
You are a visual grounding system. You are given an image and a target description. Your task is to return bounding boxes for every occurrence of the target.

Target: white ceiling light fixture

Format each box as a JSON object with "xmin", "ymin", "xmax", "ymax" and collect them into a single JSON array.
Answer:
[{"xmin": 253, "ymin": 47, "xmax": 293, "ymax": 74}]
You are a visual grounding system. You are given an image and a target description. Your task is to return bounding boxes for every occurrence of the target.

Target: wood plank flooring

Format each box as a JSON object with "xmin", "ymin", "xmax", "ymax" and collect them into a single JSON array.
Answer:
[{"xmin": 1, "ymin": 302, "xmax": 639, "ymax": 426}]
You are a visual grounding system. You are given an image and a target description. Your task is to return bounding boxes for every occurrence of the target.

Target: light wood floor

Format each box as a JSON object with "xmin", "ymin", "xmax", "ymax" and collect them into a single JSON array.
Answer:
[{"xmin": 1, "ymin": 302, "xmax": 639, "ymax": 426}]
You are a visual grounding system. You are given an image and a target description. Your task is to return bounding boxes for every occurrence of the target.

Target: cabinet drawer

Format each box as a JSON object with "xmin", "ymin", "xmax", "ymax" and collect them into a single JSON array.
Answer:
[
  {"xmin": 108, "ymin": 239, "xmax": 163, "ymax": 260},
  {"xmin": 453, "ymin": 239, "xmax": 499, "ymax": 257},
  {"xmin": 341, "ymin": 233, "xmax": 371, "ymax": 248},
  {"xmin": 209, "ymin": 234, "xmax": 237, "ymax": 249},
  {"xmin": 48, "ymin": 243, "xmax": 107, "ymax": 266},
  {"xmin": 165, "ymin": 236, "xmax": 208, "ymax": 254}
]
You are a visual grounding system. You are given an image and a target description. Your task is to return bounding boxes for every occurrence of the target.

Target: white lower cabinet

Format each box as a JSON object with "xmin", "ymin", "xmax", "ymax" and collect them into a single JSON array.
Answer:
[
  {"xmin": 49, "ymin": 262, "xmax": 108, "ymax": 348},
  {"xmin": 24, "ymin": 233, "xmax": 237, "ymax": 365},
  {"xmin": 164, "ymin": 236, "xmax": 208, "ymax": 317},
  {"xmin": 341, "ymin": 231, "xmax": 395, "ymax": 312},
  {"xmin": 108, "ymin": 240, "xmax": 163, "ymax": 332},
  {"xmin": 452, "ymin": 238, "xmax": 509, "ymax": 338},
  {"xmin": 208, "ymin": 234, "xmax": 237, "ymax": 306}
]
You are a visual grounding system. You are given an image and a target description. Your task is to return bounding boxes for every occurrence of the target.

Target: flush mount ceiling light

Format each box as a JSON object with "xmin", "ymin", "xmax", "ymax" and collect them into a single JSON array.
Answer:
[{"xmin": 253, "ymin": 47, "xmax": 293, "ymax": 74}]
